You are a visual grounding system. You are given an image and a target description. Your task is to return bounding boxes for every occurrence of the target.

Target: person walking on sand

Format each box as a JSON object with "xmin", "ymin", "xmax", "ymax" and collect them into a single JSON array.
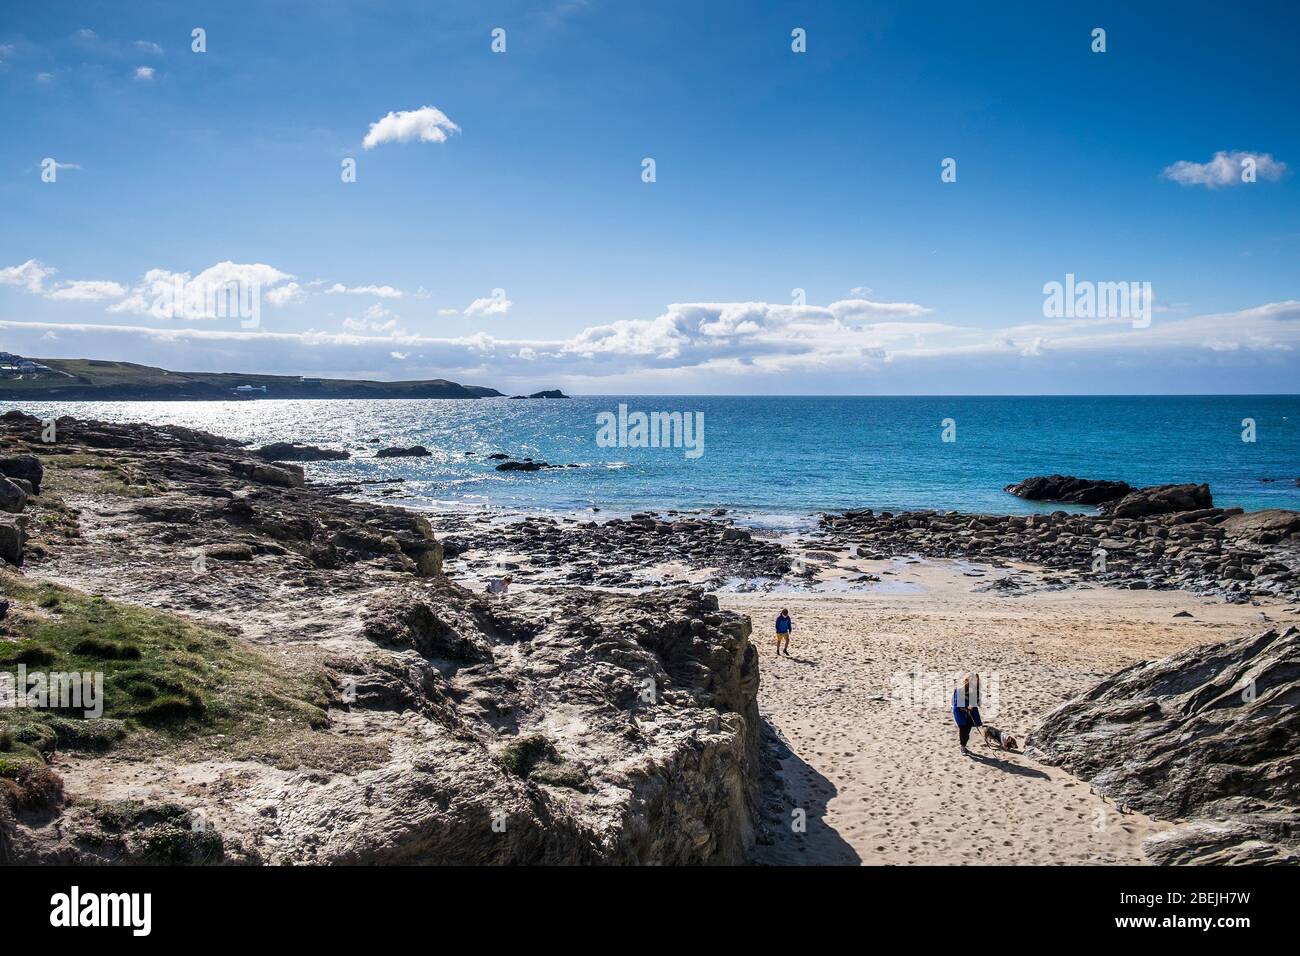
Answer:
[
  {"xmin": 953, "ymin": 673, "xmax": 983, "ymax": 754},
  {"xmin": 775, "ymin": 609, "xmax": 793, "ymax": 656}
]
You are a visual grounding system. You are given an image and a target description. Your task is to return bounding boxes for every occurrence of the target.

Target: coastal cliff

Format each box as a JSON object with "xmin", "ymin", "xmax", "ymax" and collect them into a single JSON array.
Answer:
[
  {"xmin": 0, "ymin": 357, "xmax": 507, "ymax": 401},
  {"xmin": 0, "ymin": 411, "xmax": 759, "ymax": 864}
]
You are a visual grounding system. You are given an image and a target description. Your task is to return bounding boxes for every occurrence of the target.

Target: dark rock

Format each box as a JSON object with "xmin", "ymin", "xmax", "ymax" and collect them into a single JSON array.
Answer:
[
  {"xmin": 1027, "ymin": 625, "xmax": 1300, "ymax": 864},
  {"xmin": 0, "ymin": 478, "xmax": 27, "ymax": 514},
  {"xmin": 375, "ymin": 446, "xmax": 431, "ymax": 458},
  {"xmin": 206, "ymin": 543, "xmax": 255, "ymax": 561},
  {"xmin": 1102, "ymin": 483, "xmax": 1213, "ymax": 518},
  {"xmin": 1004, "ymin": 474, "xmax": 1132, "ymax": 505},
  {"xmin": 0, "ymin": 455, "xmax": 43, "ymax": 495},
  {"xmin": 255, "ymin": 442, "xmax": 350, "ymax": 462},
  {"xmin": 496, "ymin": 460, "xmax": 546, "ymax": 472},
  {"xmin": 0, "ymin": 517, "xmax": 26, "ymax": 566}
]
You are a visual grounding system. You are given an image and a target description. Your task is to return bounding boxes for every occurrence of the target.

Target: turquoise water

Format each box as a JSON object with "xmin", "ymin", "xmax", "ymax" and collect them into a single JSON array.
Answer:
[{"xmin": 6, "ymin": 396, "xmax": 1298, "ymax": 529}]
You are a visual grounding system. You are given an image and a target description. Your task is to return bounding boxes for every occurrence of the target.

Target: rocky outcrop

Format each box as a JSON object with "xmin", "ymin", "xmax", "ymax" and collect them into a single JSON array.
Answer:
[
  {"xmin": 1102, "ymin": 482, "xmax": 1213, "ymax": 518},
  {"xmin": 820, "ymin": 503, "xmax": 1300, "ymax": 603},
  {"xmin": 0, "ymin": 412, "xmax": 762, "ymax": 865},
  {"xmin": 1004, "ymin": 474, "xmax": 1132, "ymax": 505},
  {"xmin": 431, "ymin": 511, "xmax": 790, "ymax": 588},
  {"xmin": 1220, "ymin": 509, "xmax": 1300, "ymax": 545},
  {"xmin": 255, "ymin": 443, "xmax": 350, "ymax": 462},
  {"xmin": 1027, "ymin": 626, "xmax": 1300, "ymax": 864}
]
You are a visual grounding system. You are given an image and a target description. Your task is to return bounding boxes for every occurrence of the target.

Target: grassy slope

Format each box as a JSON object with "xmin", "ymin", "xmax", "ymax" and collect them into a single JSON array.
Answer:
[{"xmin": 0, "ymin": 571, "xmax": 334, "ymax": 773}]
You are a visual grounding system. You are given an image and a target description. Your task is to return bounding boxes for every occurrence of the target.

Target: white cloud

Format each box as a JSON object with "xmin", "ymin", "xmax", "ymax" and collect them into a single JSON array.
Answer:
[
  {"xmin": 828, "ymin": 298, "xmax": 933, "ymax": 321},
  {"xmin": 342, "ymin": 302, "xmax": 400, "ymax": 334},
  {"xmin": 265, "ymin": 282, "xmax": 305, "ymax": 307},
  {"xmin": 1162, "ymin": 150, "xmax": 1287, "ymax": 188},
  {"xmin": 135, "ymin": 40, "xmax": 163, "ymax": 55},
  {"xmin": 343, "ymin": 316, "xmax": 398, "ymax": 333},
  {"xmin": 464, "ymin": 290, "xmax": 512, "ymax": 318},
  {"xmin": 46, "ymin": 280, "xmax": 127, "ymax": 301},
  {"xmin": 109, "ymin": 261, "xmax": 295, "ymax": 318},
  {"xmin": 362, "ymin": 105, "xmax": 459, "ymax": 150},
  {"xmin": 134, "ymin": 66, "xmax": 155, "ymax": 80},
  {"xmin": 326, "ymin": 282, "xmax": 404, "ymax": 298},
  {"xmin": 36, "ymin": 72, "xmax": 54, "ymax": 83},
  {"xmin": 0, "ymin": 259, "xmax": 56, "ymax": 293}
]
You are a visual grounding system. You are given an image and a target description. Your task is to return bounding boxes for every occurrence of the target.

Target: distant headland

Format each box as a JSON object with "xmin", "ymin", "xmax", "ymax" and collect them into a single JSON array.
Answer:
[{"xmin": 0, "ymin": 354, "xmax": 567, "ymax": 401}]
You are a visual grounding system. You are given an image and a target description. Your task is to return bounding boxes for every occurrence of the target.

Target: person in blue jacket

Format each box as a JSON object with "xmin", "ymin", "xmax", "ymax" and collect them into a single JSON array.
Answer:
[
  {"xmin": 774, "ymin": 609, "xmax": 793, "ymax": 656},
  {"xmin": 953, "ymin": 674, "xmax": 983, "ymax": 753}
]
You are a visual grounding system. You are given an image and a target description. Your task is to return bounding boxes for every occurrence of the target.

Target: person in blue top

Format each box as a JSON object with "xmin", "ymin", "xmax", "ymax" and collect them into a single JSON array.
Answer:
[
  {"xmin": 953, "ymin": 674, "xmax": 983, "ymax": 753},
  {"xmin": 774, "ymin": 609, "xmax": 793, "ymax": 656}
]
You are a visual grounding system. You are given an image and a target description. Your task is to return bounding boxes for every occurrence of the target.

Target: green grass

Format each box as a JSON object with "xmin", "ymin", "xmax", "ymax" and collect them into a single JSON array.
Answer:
[
  {"xmin": 497, "ymin": 733, "xmax": 589, "ymax": 790},
  {"xmin": 0, "ymin": 571, "xmax": 332, "ymax": 764}
]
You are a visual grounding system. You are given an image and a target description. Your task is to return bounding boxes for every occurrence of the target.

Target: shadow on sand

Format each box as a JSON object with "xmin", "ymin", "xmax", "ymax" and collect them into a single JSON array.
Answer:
[
  {"xmin": 965, "ymin": 749, "xmax": 1051, "ymax": 779},
  {"xmin": 751, "ymin": 718, "xmax": 862, "ymax": 865},
  {"xmin": 775, "ymin": 654, "xmax": 816, "ymax": 666}
]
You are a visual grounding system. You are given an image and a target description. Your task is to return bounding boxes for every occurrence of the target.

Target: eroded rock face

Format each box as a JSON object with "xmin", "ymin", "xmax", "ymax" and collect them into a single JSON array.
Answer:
[
  {"xmin": 1004, "ymin": 475, "xmax": 1132, "ymax": 505},
  {"xmin": 1027, "ymin": 626, "xmax": 1300, "ymax": 864},
  {"xmin": 0, "ymin": 412, "xmax": 761, "ymax": 865}
]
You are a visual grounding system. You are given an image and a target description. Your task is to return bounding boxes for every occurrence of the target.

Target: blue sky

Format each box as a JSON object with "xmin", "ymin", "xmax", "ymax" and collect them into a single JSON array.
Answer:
[{"xmin": 2, "ymin": 0, "xmax": 1297, "ymax": 394}]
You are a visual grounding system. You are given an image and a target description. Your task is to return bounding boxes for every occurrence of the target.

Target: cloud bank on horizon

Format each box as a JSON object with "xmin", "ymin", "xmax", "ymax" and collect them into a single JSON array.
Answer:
[{"xmin": 2, "ymin": 252, "xmax": 1297, "ymax": 393}]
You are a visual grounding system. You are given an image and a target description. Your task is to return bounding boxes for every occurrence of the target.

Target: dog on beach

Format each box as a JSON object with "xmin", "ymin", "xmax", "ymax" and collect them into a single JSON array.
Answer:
[{"xmin": 980, "ymin": 726, "xmax": 1019, "ymax": 751}]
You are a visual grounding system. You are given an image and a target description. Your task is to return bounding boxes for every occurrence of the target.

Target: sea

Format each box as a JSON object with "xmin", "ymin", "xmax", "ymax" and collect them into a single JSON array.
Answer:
[{"xmin": 5, "ymin": 395, "xmax": 1298, "ymax": 531}]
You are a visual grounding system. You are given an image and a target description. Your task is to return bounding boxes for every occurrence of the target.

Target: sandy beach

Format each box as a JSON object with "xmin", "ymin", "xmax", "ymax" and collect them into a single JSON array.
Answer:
[{"xmin": 732, "ymin": 556, "xmax": 1297, "ymax": 865}]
